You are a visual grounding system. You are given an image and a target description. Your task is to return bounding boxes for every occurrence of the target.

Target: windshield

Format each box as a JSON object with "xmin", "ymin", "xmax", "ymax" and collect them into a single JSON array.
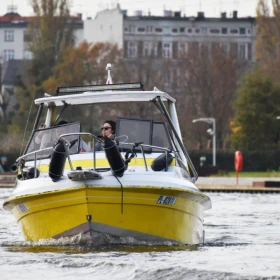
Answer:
[
  {"xmin": 116, "ymin": 117, "xmax": 173, "ymax": 152},
  {"xmin": 24, "ymin": 122, "xmax": 81, "ymax": 161}
]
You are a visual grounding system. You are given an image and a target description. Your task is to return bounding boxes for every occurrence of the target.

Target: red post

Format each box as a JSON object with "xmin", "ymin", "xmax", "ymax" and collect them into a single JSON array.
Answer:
[{"xmin": 235, "ymin": 151, "xmax": 243, "ymax": 185}]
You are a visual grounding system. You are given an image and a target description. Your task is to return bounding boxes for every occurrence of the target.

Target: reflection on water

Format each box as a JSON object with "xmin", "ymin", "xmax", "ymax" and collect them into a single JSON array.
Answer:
[
  {"xmin": 5, "ymin": 244, "xmax": 197, "ymax": 254},
  {"xmin": 1, "ymin": 189, "xmax": 280, "ymax": 280}
]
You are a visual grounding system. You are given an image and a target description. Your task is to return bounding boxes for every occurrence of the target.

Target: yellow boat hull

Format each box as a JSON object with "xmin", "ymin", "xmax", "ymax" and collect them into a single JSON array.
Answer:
[{"xmin": 4, "ymin": 186, "xmax": 206, "ymax": 244}]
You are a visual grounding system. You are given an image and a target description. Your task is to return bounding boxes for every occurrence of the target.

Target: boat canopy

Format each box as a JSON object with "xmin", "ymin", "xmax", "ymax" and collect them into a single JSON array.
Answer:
[{"xmin": 34, "ymin": 90, "xmax": 176, "ymax": 107}]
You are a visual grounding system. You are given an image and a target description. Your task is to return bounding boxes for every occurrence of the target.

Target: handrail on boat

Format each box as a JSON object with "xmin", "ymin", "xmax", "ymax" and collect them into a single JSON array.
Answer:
[{"xmin": 14, "ymin": 132, "xmax": 192, "ymax": 179}]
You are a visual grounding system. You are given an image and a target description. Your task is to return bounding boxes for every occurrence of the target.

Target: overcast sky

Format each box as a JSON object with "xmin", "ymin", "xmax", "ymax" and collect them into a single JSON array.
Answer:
[{"xmin": 0, "ymin": 0, "xmax": 265, "ymax": 19}]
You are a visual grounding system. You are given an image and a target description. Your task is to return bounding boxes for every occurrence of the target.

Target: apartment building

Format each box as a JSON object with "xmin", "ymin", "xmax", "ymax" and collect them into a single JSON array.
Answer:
[
  {"xmin": 85, "ymin": 5, "xmax": 256, "ymax": 62},
  {"xmin": 0, "ymin": 7, "xmax": 84, "ymax": 96},
  {"xmin": 0, "ymin": 8, "xmax": 84, "ymax": 62}
]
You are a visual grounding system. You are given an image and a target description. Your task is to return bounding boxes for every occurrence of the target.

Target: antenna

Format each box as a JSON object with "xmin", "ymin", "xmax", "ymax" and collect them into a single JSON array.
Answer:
[
  {"xmin": 7, "ymin": 4, "xmax": 17, "ymax": 13},
  {"xmin": 106, "ymin": 63, "xmax": 113, "ymax": 84}
]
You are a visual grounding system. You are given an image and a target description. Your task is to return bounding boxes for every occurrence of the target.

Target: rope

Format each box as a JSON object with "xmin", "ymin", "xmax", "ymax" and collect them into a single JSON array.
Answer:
[
  {"xmin": 114, "ymin": 135, "xmax": 128, "ymax": 142},
  {"xmin": 20, "ymin": 99, "xmax": 34, "ymax": 156},
  {"xmin": 113, "ymin": 173, "xmax": 124, "ymax": 214}
]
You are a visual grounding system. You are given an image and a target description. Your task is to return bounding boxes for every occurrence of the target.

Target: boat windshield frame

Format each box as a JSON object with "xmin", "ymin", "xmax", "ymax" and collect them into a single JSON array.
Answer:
[{"xmin": 24, "ymin": 87, "xmax": 198, "ymax": 182}]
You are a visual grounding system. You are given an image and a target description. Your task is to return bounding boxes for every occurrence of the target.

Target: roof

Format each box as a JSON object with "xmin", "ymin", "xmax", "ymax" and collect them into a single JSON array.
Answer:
[
  {"xmin": 0, "ymin": 13, "xmax": 83, "ymax": 28},
  {"xmin": 34, "ymin": 90, "xmax": 176, "ymax": 107},
  {"xmin": 125, "ymin": 15, "xmax": 256, "ymax": 23}
]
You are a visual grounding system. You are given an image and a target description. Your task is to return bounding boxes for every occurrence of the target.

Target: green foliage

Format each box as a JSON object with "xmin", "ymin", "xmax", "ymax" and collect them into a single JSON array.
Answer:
[
  {"xmin": 229, "ymin": 67, "xmax": 280, "ymax": 150},
  {"xmin": 189, "ymin": 149, "xmax": 280, "ymax": 172},
  {"xmin": 7, "ymin": 0, "xmax": 75, "ymax": 142},
  {"xmin": 28, "ymin": 0, "xmax": 75, "ymax": 95}
]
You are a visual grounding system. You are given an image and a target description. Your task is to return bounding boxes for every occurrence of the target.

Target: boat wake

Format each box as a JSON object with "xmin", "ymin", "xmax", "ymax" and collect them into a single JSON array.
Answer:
[{"xmin": 1, "ymin": 233, "xmax": 197, "ymax": 253}]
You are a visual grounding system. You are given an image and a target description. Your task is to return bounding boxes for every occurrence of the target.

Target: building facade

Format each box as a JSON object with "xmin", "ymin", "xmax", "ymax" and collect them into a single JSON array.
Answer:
[
  {"xmin": 85, "ymin": 5, "xmax": 256, "ymax": 62},
  {"xmin": 0, "ymin": 9, "xmax": 84, "ymax": 62},
  {"xmin": 0, "ymin": 7, "xmax": 84, "ymax": 96}
]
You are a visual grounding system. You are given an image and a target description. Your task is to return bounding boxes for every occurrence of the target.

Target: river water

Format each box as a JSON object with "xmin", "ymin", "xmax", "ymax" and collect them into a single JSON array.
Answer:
[{"xmin": 0, "ymin": 188, "xmax": 279, "ymax": 280}]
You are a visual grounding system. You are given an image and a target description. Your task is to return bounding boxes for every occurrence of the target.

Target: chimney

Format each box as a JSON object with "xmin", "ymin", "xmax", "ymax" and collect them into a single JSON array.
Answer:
[
  {"xmin": 135, "ymin": 10, "xmax": 142, "ymax": 16},
  {"xmin": 197, "ymin": 12, "xmax": 205, "ymax": 19},
  {"xmin": 164, "ymin": 10, "xmax": 172, "ymax": 17},
  {"xmin": 221, "ymin": 12, "xmax": 227, "ymax": 19},
  {"xmin": 233, "ymin": 11, "xmax": 238, "ymax": 18}
]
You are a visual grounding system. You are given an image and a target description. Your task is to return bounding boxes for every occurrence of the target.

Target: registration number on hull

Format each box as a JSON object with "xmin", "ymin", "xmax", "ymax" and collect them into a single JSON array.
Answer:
[{"xmin": 157, "ymin": 195, "xmax": 176, "ymax": 205}]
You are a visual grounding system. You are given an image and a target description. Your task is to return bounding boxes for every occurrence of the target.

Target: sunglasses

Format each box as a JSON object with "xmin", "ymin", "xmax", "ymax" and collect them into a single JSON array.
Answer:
[{"xmin": 101, "ymin": 126, "xmax": 112, "ymax": 131}]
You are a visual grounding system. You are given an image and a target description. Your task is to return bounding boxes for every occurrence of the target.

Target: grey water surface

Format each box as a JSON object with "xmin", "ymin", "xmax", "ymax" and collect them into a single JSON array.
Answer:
[{"xmin": 0, "ymin": 187, "xmax": 280, "ymax": 280}]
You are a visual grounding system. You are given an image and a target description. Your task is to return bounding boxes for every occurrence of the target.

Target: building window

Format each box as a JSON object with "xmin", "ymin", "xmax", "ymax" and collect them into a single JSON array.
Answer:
[
  {"xmin": 138, "ymin": 27, "xmax": 145, "ymax": 32},
  {"xmin": 188, "ymin": 28, "xmax": 192, "ymax": 33},
  {"xmin": 222, "ymin": 28, "xmax": 228, "ymax": 34},
  {"xmin": 143, "ymin": 41, "xmax": 158, "ymax": 57},
  {"xmin": 155, "ymin": 28, "xmax": 162, "ymax": 33},
  {"xmin": 4, "ymin": 30, "xmax": 14, "ymax": 41},
  {"xmin": 210, "ymin": 29, "xmax": 220, "ymax": 34},
  {"xmin": 239, "ymin": 28, "xmax": 246, "ymax": 35},
  {"xmin": 124, "ymin": 27, "xmax": 128, "ymax": 32},
  {"xmin": 4, "ymin": 49, "xmax": 15, "ymax": 61},
  {"xmin": 164, "ymin": 68, "xmax": 174, "ymax": 86},
  {"xmin": 195, "ymin": 28, "xmax": 200, "ymax": 33},
  {"xmin": 180, "ymin": 27, "xmax": 185, "ymax": 33},
  {"xmin": 172, "ymin": 28, "xmax": 178, "ymax": 33},
  {"xmin": 127, "ymin": 42, "xmax": 137, "ymax": 58},
  {"xmin": 239, "ymin": 44, "xmax": 247, "ymax": 60},
  {"xmin": 179, "ymin": 43, "xmax": 188, "ymax": 56},
  {"xmin": 163, "ymin": 42, "xmax": 172, "ymax": 58},
  {"xmin": 143, "ymin": 42, "xmax": 149, "ymax": 57},
  {"xmin": 230, "ymin": 29, "xmax": 238, "ymax": 34},
  {"xmin": 24, "ymin": 31, "xmax": 31, "ymax": 42}
]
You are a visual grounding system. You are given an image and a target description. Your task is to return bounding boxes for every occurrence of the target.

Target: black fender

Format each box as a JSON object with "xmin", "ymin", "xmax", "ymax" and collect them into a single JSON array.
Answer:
[
  {"xmin": 49, "ymin": 140, "xmax": 67, "ymax": 182},
  {"xmin": 151, "ymin": 152, "xmax": 173, "ymax": 171},
  {"xmin": 103, "ymin": 136, "xmax": 126, "ymax": 177}
]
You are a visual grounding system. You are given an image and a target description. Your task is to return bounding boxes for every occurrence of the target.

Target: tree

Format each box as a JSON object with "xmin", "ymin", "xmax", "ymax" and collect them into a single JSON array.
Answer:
[
  {"xmin": 28, "ymin": 0, "xmax": 75, "ymax": 97},
  {"xmin": 6, "ymin": 0, "xmax": 77, "ymax": 151},
  {"xmin": 256, "ymin": 0, "xmax": 280, "ymax": 81},
  {"xmin": 42, "ymin": 42, "xmax": 128, "ymax": 132},
  {"xmin": 42, "ymin": 41, "xmax": 124, "ymax": 93},
  {"xmin": 229, "ymin": 68, "xmax": 280, "ymax": 150},
  {"xmin": 173, "ymin": 43, "xmax": 247, "ymax": 149}
]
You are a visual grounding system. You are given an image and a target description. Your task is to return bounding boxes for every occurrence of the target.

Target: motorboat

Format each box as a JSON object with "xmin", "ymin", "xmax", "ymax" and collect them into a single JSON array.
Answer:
[{"xmin": 3, "ymin": 65, "xmax": 211, "ymax": 245}]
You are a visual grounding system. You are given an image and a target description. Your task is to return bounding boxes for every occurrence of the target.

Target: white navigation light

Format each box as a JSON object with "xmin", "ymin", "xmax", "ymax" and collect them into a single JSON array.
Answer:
[{"xmin": 56, "ymin": 83, "xmax": 144, "ymax": 94}]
